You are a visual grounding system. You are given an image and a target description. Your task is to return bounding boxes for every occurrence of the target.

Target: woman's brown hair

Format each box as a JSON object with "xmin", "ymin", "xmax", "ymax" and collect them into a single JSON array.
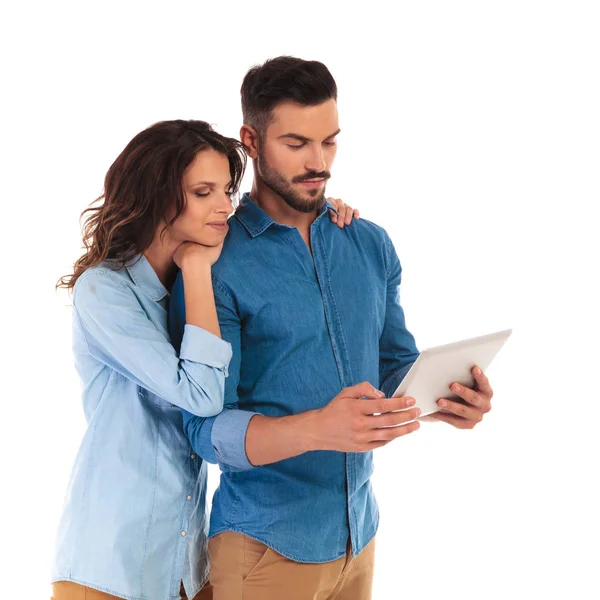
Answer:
[{"xmin": 57, "ymin": 119, "xmax": 246, "ymax": 291}]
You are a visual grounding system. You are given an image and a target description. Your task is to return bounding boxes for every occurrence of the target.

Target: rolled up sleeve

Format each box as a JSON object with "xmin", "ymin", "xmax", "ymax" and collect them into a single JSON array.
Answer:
[{"xmin": 180, "ymin": 324, "xmax": 232, "ymax": 376}]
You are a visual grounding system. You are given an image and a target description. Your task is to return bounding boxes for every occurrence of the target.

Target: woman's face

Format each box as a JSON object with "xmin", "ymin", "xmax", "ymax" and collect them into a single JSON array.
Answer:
[{"xmin": 169, "ymin": 149, "xmax": 235, "ymax": 247}]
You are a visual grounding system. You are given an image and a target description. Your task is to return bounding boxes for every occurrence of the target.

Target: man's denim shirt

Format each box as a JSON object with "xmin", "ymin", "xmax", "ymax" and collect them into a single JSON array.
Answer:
[{"xmin": 170, "ymin": 194, "xmax": 419, "ymax": 563}]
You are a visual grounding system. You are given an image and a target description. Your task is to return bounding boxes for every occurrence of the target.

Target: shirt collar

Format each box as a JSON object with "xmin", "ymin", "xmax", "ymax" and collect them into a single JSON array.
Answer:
[
  {"xmin": 235, "ymin": 192, "xmax": 338, "ymax": 238},
  {"xmin": 125, "ymin": 255, "xmax": 169, "ymax": 302}
]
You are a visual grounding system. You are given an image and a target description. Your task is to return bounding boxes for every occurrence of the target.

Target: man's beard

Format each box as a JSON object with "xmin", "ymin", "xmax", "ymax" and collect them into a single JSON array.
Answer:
[{"xmin": 257, "ymin": 150, "xmax": 329, "ymax": 214}]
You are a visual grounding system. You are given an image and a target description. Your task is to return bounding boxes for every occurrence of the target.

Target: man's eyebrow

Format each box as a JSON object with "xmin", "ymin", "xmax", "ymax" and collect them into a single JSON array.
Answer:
[{"xmin": 277, "ymin": 128, "xmax": 341, "ymax": 142}]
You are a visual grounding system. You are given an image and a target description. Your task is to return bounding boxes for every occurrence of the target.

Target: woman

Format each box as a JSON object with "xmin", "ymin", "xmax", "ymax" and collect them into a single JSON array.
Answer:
[{"xmin": 52, "ymin": 119, "xmax": 358, "ymax": 600}]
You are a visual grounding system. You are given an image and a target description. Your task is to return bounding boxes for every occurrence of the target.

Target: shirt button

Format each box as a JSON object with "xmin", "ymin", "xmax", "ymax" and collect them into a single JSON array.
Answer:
[
  {"xmin": 187, "ymin": 495, "xmax": 192, "ymax": 501},
  {"xmin": 190, "ymin": 453, "xmax": 197, "ymax": 459},
  {"xmin": 181, "ymin": 531, "xmax": 187, "ymax": 537}
]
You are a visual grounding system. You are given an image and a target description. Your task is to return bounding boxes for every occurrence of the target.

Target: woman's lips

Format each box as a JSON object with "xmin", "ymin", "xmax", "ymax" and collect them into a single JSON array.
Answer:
[{"xmin": 207, "ymin": 222, "xmax": 229, "ymax": 232}]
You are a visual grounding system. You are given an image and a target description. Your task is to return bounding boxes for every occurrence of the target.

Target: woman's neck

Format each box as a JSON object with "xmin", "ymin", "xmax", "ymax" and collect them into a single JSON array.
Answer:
[{"xmin": 143, "ymin": 230, "xmax": 178, "ymax": 290}]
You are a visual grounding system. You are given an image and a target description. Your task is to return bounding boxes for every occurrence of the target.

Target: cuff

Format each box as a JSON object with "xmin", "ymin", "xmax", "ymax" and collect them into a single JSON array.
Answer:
[
  {"xmin": 180, "ymin": 324, "xmax": 233, "ymax": 375},
  {"xmin": 211, "ymin": 409, "xmax": 261, "ymax": 470},
  {"xmin": 182, "ymin": 409, "xmax": 218, "ymax": 463}
]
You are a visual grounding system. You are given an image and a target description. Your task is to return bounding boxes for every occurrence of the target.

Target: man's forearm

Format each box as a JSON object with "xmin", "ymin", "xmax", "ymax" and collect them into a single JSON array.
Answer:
[
  {"xmin": 245, "ymin": 410, "xmax": 320, "ymax": 466},
  {"xmin": 214, "ymin": 382, "xmax": 420, "ymax": 468}
]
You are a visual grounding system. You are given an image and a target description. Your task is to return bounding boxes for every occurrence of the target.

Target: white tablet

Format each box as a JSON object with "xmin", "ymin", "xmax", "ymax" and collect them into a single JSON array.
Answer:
[{"xmin": 392, "ymin": 328, "xmax": 512, "ymax": 417}]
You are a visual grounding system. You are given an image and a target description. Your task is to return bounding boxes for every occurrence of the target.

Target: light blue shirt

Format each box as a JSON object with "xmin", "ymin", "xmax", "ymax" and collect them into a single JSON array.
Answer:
[
  {"xmin": 170, "ymin": 195, "xmax": 419, "ymax": 563},
  {"xmin": 52, "ymin": 256, "xmax": 231, "ymax": 600}
]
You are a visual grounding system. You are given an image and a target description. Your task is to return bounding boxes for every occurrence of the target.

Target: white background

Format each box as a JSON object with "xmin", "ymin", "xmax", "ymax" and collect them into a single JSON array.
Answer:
[{"xmin": 1, "ymin": 1, "xmax": 599, "ymax": 599}]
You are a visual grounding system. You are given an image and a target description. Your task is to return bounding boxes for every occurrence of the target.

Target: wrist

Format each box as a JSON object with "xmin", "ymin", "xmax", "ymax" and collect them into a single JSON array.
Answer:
[
  {"xmin": 180, "ymin": 256, "xmax": 212, "ymax": 276},
  {"xmin": 290, "ymin": 409, "xmax": 323, "ymax": 453}
]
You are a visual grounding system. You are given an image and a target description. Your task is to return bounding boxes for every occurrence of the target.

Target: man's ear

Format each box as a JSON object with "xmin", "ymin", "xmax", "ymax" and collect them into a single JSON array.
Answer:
[{"xmin": 240, "ymin": 125, "xmax": 259, "ymax": 159}]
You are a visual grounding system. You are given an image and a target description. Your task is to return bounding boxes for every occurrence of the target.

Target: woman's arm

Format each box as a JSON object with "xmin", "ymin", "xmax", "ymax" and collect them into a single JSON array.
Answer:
[{"xmin": 74, "ymin": 267, "xmax": 229, "ymax": 417}]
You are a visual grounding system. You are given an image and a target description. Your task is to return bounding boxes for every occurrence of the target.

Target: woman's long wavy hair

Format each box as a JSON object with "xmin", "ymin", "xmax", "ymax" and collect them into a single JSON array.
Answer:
[{"xmin": 57, "ymin": 120, "xmax": 246, "ymax": 291}]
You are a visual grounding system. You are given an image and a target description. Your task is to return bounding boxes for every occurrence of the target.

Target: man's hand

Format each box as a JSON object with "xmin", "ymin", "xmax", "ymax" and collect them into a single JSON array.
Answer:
[
  {"xmin": 426, "ymin": 366, "xmax": 493, "ymax": 429},
  {"xmin": 245, "ymin": 382, "xmax": 421, "ymax": 466},
  {"xmin": 307, "ymin": 381, "xmax": 421, "ymax": 452}
]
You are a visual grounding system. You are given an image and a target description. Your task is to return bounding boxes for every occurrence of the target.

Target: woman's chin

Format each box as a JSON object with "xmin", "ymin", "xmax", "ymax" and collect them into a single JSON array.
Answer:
[{"xmin": 192, "ymin": 235, "xmax": 224, "ymax": 247}]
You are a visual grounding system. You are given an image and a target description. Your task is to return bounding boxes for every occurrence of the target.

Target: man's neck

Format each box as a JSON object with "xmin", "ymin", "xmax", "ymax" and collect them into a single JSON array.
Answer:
[{"xmin": 249, "ymin": 179, "xmax": 319, "ymax": 235}]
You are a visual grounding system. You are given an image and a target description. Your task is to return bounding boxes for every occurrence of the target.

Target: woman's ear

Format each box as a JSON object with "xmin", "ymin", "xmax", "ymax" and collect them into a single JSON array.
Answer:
[{"xmin": 240, "ymin": 125, "xmax": 259, "ymax": 159}]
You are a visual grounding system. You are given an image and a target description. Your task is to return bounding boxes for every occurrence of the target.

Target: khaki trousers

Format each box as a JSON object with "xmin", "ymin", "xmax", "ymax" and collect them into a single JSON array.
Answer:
[{"xmin": 207, "ymin": 531, "xmax": 375, "ymax": 600}]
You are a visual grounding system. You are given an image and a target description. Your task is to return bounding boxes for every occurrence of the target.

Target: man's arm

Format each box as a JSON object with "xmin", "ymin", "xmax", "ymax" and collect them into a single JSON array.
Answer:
[
  {"xmin": 378, "ymin": 233, "xmax": 494, "ymax": 427},
  {"xmin": 378, "ymin": 233, "xmax": 421, "ymax": 397}
]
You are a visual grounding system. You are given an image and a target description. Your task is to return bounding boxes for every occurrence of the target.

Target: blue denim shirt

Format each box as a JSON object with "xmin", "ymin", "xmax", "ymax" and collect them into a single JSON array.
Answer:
[
  {"xmin": 169, "ymin": 194, "xmax": 419, "ymax": 563},
  {"xmin": 52, "ymin": 256, "xmax": 231, "ymax": 600}
]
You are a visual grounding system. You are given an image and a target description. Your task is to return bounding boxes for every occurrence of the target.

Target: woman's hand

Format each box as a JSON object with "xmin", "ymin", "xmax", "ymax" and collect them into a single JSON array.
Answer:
[
  {"xmin": 327, "ymin": 197, "xmax": 360, "ymax": 228},
  {"xmin": 173, "ymin": 241, "xmax": 224, "ymax": 270}
]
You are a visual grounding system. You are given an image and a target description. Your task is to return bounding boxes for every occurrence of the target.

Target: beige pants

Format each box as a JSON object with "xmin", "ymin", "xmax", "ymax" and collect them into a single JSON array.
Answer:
[
  {"xmin": 207, "ymin": 531, "xmax": 375, "ymax": 600},
  {"xmin": 51, "ymin": 580, "xmax": 213, "ymax": 600}
]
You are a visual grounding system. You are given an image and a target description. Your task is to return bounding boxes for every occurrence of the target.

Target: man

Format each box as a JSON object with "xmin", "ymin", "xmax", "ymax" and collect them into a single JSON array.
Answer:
[{"xmin": 170, "ymin": 56, "xmax": 494, "ymax": 600}]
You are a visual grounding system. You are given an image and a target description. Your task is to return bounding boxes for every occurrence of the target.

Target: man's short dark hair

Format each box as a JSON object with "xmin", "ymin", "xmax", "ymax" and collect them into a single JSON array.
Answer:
[{"xmin": 241, "ymin": 56, "xmax": 337, "ymax": 134}]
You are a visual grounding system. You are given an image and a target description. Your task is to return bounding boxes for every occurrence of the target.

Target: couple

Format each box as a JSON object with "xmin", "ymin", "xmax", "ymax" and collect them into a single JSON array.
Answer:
[{"xmin": 52, "ymin": 56, "xmax": 494, "ymax": 600}]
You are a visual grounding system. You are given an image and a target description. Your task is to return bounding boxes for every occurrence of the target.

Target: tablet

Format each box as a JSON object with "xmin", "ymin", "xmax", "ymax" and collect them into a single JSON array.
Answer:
[{"xmin": 392, "ymin": 328, "xmax": 512, "ymax": 417}]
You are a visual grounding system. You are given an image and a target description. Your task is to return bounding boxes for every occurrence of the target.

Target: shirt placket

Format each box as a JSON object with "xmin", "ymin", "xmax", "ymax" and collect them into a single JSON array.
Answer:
[
  {"xmin": 168, "ymin": 446, "xmax": 199, "ymax": 596},
  {"xmin": 310, "ymin": 221, "xmax": 359, "ymax": 552}
]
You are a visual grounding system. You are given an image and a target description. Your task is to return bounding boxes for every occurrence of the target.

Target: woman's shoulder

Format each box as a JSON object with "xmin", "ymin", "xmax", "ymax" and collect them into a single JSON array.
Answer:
[
  {"xmin": 73, "ymin": 263, "xmax": 134, "ymax": 307},
  {"xmin": 75, "ymin": 261, "xmax": 132, "ymax": 286}
]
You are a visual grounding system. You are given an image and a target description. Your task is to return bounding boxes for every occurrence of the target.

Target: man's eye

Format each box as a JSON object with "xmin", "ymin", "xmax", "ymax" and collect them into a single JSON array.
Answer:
[
  {"xmin": 324, "ymin": 141, "xmax": 336, "ymax": 147},
  {"xmin": 287, "ymin": 144, "xmax": 304, "ymax": 150}
]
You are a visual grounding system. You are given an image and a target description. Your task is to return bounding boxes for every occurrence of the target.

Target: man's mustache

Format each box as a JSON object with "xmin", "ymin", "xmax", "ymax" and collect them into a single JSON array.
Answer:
[{"xmin": 292, "ymin": 171, "xmax": 331, "ymax": 183}]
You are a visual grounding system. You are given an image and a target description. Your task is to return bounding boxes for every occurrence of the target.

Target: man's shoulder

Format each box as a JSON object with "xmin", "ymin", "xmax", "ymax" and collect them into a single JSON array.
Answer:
[
  {"xmin": 224, "ymin": 214, "xmax": 253, "ymax": 244},
  {"xmin": 335, "ymin": 216, "xmax": 392, "ymax": 254},
  {"xmin": 218, "ymin": 217, "xmax": 255, "ymax": 260},
  {"xmin": 333, "ymin": 217, "xmax": 398, "ymax": 274},
  {"xmin": 211, "ymin": 218, "xmax": 257, "ymax": 283},
  {"xmin": 348, "ymin": 216, "xmax": 390, "ymax": 240}
]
